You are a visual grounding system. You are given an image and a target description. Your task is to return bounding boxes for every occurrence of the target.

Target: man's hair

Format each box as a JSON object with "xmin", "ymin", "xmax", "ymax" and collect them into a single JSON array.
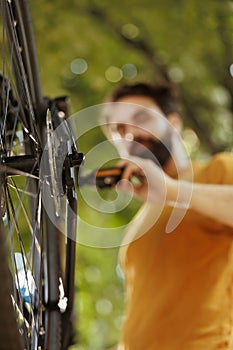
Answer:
[{"xmin": 109, "ymin": 82, "xmax": 180, "ymax": 116}]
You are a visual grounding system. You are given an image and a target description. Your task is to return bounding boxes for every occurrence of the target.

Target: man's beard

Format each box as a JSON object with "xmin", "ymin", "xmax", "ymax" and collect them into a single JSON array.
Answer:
[{"xmin": 130, "ymin": 136, "xmax": 172, "ymax": 167}]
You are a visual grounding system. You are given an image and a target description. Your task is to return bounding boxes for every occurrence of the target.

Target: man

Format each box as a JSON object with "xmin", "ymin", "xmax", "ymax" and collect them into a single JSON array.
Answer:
[{"xmin": 103, "ymin": 83, "xmax": 233, "ymax": 350}]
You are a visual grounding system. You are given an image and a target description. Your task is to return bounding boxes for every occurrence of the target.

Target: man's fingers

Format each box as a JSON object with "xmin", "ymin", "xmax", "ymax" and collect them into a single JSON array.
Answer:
[{"xmin": 117, "ymin": 159, "xmax": 147, "ymax": 185}]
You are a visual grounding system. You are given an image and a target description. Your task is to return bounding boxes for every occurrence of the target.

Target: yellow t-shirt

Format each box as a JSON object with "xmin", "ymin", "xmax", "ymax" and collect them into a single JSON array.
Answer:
[{"xmin": 118, "ymin": 153, "xmax": 233, "ymax": 350}]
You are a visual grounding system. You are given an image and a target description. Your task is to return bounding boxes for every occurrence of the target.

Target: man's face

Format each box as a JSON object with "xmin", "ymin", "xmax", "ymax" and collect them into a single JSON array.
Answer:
[{"xmin": 105, "ymin": 95, "xmax": 174, "ymax": 168}]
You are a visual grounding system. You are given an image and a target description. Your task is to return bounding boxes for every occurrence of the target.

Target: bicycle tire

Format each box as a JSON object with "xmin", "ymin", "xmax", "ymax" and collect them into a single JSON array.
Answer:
[{"xmin": 0, "ymin": 1, "xmax": 80, "ymax": 349}]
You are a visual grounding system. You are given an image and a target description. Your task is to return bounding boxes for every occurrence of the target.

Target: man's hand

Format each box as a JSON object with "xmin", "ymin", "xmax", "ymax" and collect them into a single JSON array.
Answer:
[{"xmin": 117, "ymin": 157, "xmax": 174, "ymax": 204}]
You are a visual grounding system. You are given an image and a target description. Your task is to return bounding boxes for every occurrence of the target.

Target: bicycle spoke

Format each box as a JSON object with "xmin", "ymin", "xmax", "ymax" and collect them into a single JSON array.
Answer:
[
  {"xmin": 1, "ymin": 2, "xmax": 40, "ymax": 148},
  {"xmin": 4, "ymin": 182, "xmax": 42, "ymax": 339}
]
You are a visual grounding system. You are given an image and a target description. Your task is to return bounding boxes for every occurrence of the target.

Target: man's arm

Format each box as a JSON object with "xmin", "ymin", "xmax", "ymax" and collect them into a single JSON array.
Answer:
[
  {"xmin": 168, "ymin": 179, "xmax": 233, "ymax": 228},
  {"xmin": 118, "ymin": 157, "xmax": 233, "ymax": 228}
]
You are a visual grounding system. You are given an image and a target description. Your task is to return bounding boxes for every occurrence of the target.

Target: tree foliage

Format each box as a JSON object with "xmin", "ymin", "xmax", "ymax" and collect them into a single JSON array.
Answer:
[{"xmin": 32, "ymin": 0, "xmax": 233, "ymax": 155}]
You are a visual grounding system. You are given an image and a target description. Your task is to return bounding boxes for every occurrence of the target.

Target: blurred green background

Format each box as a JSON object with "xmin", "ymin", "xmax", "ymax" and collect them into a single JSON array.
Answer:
[{"xmin": 29, "ymin": 0, "xmax": 233, "ymax": 349}]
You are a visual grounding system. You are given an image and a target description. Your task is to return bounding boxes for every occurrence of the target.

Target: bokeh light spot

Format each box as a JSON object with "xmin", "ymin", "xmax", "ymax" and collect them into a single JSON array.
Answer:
[
  {"xmin": 84, "ymin": 266, "xmax": 101, "ymax": 283},
  {"xmin": 122, "ymin": 63, "xmax": 138, "ymax": 80},
  {"xmin": 121, "ymin": 23, "xmax": 140, "ymax": 39},
  {"xmin": 70, "ymin": 58, "xmax": 88, "ymax": 75},
  {"xmin": 105, "ymin": 66, "xmax": 123, "ymax": 83},
  {"xmin": 168, "ymin": 66, "xmax": 184, "ymax": 83},
  {"xmin": 96, "ymin": 298, "xmax": 113, "ymax": 315},
  {"xmin": 182, "ymin": 128, "xmax": 200, "ymax": 156}
]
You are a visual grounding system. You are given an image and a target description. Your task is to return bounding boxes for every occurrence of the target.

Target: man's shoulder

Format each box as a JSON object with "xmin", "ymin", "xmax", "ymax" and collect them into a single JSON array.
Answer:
[
  {"xmin": 210, "ymin": 151, "xmax": 233, "ymax": 164},
  {"xmin": 196, "ymin": 152, "xmax": 233, "ymax": 184}
]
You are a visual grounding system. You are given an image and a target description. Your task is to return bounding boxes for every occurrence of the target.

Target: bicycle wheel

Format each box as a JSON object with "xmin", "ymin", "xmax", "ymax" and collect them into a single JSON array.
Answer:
[{"xmin": 0, "ymin": 0, "xmax": 82, "ymax": 349}]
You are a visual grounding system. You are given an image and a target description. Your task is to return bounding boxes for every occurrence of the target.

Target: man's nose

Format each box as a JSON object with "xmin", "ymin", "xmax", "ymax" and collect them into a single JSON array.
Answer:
[{"xmin": 117, "ymin": 124, "xmax": 139, "ymax": 139}]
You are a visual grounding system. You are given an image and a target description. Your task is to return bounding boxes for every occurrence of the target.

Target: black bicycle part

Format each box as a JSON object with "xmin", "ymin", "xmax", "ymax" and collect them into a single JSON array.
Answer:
[
  {"xmin": 0, "ymin": 0, "xmax": 82, "ymax": 349},
  {"xmin": 79, "ymin": 166, "xmax": 125, "ymax": 188}
]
